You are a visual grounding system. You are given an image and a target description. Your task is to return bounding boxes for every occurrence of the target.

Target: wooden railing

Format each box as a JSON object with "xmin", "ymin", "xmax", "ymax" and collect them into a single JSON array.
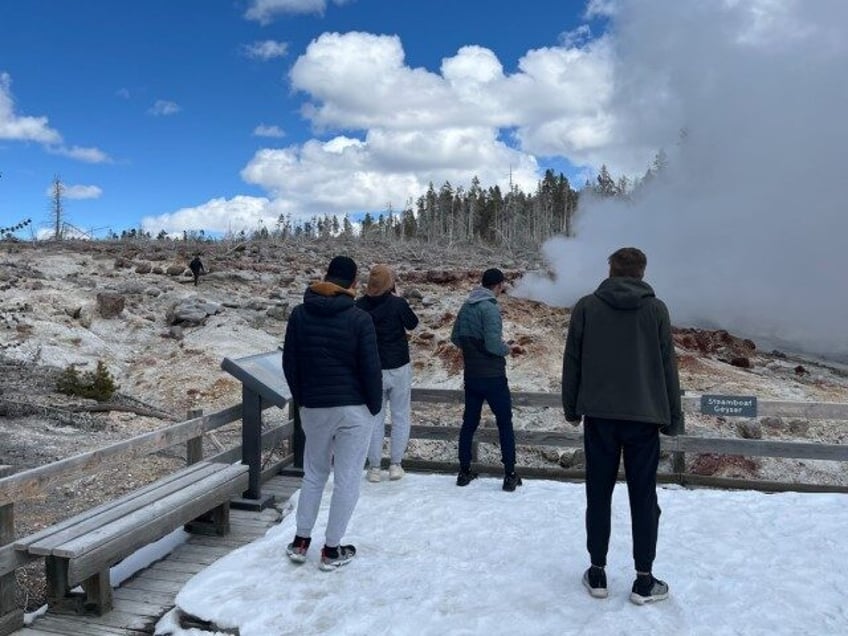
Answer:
[
  {"xmin": 0, "ymin": 403, "xmax": 293, "ymax": 635},
  {"xmin": 398, "ymin": 388, "xmax": 848, "ymax": 494}
]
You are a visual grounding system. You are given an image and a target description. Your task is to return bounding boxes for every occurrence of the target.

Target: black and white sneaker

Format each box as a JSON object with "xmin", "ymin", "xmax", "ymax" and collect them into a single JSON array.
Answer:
[
  {"xmin": 456, "ymin": 469, "xmax": 478, "ymax": 487},
  {"xmin": 582, "ymin": 566, "xmax": 608, "ymax": 598},
  {"xmin": 502, "ymin": 472, "xmax": 523, "ymax": 492},
  {"xmin": 285, "ymin": 535, "xmax": 311, "ymax": 564},
  {"xmin": 319, "ymin": 544, "xmax": 356, "ymax": 571},
  {"xmin": 630, "ymin": 574, "xmax": 669, "ymax": 605}
]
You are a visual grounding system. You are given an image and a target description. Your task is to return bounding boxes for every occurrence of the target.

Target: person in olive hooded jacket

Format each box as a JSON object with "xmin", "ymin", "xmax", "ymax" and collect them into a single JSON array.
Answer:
[
  {"xmin": 283, "ymin": 255, "xmax": 382, "ymax": 570},
  {"xmin": 562, "ymin": 247, "xmax": 683, "ymax": 605},
  {"xmin": 356, "ymin": 264, "xmax": 419, "ymax": 482}
]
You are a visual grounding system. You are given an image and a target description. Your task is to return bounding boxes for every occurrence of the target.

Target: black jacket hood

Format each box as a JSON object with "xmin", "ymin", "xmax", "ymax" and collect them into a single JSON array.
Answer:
[
  {"xmin": 594, "ymin": 277, "xmax": 655, "ymax": 310},
  {"xmin": 303, "ymin": 281, "xmax": 355, "ymax": 317}
]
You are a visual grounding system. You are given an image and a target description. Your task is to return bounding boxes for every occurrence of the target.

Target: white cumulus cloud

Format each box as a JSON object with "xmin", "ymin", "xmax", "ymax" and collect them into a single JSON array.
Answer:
[
  {"xmin": 141, "ymin": 195, "xmax": 287, "ymax": 236},
  {"xmin": 44, "ymin": 183, "xmax": 102, "ymax": 199},
  {"xmin": 253, "ymin": 124, "xmax": 285, "ymax": 138},
  {"xmin": 244, "ymin": 0, "xmax": 351, "ymax": 24},
  {"xmin": 0, "ymin": 72, "xmax": 62, "ymax": 144},
  {"xmin": 242, "ymin": 40, "xmax": 289, "ymax": 60},
  {"xmin": 48, "ymin": 145, "xmax": 111, "ymax": 163},
  {"xmin": 148, "ymin": 100, "xmax": 181, "ymax": 116}
]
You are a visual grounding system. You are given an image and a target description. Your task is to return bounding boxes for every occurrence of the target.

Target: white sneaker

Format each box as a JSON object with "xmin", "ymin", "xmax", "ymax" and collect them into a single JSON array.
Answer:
[
  {"xmin": 366, "ymin": 467, "xmax": 382, "ymax": 483},
  {"xmin": 389, "ymin": 464, "xmax": 405, "ymax": 480}
]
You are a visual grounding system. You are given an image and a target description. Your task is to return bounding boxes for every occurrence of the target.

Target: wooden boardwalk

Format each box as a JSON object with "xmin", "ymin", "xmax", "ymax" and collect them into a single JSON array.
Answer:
[{"xmin": 15, "ymin": 474, "xmax": 302, "ymax": 636}]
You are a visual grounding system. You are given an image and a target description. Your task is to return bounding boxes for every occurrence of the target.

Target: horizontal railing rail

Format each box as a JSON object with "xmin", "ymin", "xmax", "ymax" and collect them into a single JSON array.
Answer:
[
  {"xmin": 411, "ymin": 388, "xmax": 848, "ymax": 420},
  {"xmin": 0, "ymin": 404, "xmax": 255, "ymax": 505},
  {"xmin": 403, "ymin": 388, "xmax": 848, "ymax": 494}
]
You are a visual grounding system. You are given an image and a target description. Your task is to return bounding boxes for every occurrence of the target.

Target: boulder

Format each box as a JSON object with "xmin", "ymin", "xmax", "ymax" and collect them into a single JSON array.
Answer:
[
  {"xmin": 116, "ymin": 281, "xmax": 147, "ymax": 295},
  {"xmin": 736, "ymin": 420, "xmax": 762, "ymax": 439},
  {"xmin": 244, "ymin": 298, "xmax": 268, "ymax": 311},
  {"xmin": 266, "ymin": 304, "xmax": 289, "ymax": 320},
  {"xmin": 96, "ymin": 292, "xmax": 125, "ymax": 318},
  {"xmin": 166, "ymin": 298, "xmax": 222, "ymax": 326}
]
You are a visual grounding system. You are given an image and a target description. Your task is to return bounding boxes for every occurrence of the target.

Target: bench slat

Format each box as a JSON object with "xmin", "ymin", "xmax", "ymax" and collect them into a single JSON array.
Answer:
[
  {"xmin": 55, "ymin": 464, "xmax": 247, "ymax": 558},
  {"xmin": 21, "ymin": 462, "xmax": 225, "ymax": 555},
  {"xmin": 66, "ymin": 466, "xmax": 248, "ymax": 586}
]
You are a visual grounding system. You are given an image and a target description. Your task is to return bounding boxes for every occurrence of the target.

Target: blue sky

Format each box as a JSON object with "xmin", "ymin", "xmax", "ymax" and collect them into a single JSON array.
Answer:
[{"xmin": 0, "ymin": 0, "xmax": 616, "ymax": 238}]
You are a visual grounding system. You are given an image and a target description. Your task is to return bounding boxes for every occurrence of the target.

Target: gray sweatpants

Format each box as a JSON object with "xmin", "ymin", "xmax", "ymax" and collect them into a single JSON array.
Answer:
[
  {"xmin": 367, "ymin": 363, "xmax": 412, "ymax": 467},
  {"xmin": 295, "ymin": 404, "xmax": 372, "ymax": 547}
]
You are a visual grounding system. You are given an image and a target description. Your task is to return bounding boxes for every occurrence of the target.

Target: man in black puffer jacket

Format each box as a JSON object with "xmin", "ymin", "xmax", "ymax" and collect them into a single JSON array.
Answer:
[
  {"xmin": 356, "ymin": 264, "xmax": 419, "ymax": 482},
  {"xmin": 562, "ymin": 247, "xmax": 683, "ymax": 605},
  {"xmin": 283, "ymin": 255, "xmax": 382, "ymax": 571}
]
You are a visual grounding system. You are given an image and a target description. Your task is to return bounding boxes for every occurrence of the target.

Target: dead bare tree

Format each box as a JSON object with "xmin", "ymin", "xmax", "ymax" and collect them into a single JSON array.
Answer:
[{"xmin": 50, "ymin": 174, "xmax": 64, "ymax": 240}]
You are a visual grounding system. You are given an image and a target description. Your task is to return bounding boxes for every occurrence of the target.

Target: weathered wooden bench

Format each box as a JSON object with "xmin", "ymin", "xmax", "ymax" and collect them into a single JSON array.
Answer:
[{"xmin": 13, "ymin": 460, "xmax": 248, "ymax": 615}]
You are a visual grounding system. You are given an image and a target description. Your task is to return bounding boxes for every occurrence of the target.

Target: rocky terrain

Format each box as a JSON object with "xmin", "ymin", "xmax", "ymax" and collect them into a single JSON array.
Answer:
[
  {"xmin": 1, "ymin": 237, "xmax": 847, "ymax": 608},
  {"xmin": 2, "ymin": 236, "xmax": 848, "ymax": 474}
]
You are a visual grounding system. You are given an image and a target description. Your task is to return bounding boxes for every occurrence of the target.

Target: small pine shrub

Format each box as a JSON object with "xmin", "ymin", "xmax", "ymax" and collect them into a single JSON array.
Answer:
[
  {"xmin": 56, "ymin": 364, "xmax": 83, "ymax": 396},
  {"xmin": 57, "ymin": 360, "xmax": 119, "ymax": 401}
]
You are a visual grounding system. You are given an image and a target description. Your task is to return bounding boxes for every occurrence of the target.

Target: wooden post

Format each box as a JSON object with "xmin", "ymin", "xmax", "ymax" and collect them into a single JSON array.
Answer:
[
  {"xmin": 185, "ymin": 502, "xmax": 230, "ymax": 536},
  {"xmin": 671, "ymin": 450, "xmax": 686, "ymax": 482},
  {"xmin": 242, "ymin": 386, "xmax": 263, "ymax": 500},
  {"xmin": 81, "ymin": 569, "xmax": 112, "ymax": 615},
  {"xmin": 186, "ymin": 409, "xmax": 204, "ymax": 465},
  {"xmin": 291, "ymin": 400, "xmax": 304, "ymax": 469},
  {"xmin": 0, "ymin": 503, "xmax": 23, "ymax": 635},
  {"xmin": 671, "ymin": 421, "xmax": 686, "ymax": 484},
  {"xmin": 44, "ymin": 556, "xmax": 71, "ymax": 610}
]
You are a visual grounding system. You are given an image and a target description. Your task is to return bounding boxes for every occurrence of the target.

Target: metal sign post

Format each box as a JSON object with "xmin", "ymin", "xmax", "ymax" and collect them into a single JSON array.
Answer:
[{"xmin": 221, "ymin": 350, "xmax": 292, "ymax": 511}]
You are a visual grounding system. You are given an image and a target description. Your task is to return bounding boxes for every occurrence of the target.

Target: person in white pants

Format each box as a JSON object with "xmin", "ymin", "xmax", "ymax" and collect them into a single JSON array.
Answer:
[
  {"xmin": 369, "ymin": 363, "xmax": 413, "ymax": 479},
  {"xmin": 356, "ymin": 264, "xmax": 419, "ymax": 482}
]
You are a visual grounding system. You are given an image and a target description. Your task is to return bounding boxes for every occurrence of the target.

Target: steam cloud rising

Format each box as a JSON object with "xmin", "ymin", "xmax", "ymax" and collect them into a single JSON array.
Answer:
[{"xmin": 515, "ymin": 1, "xmax": 848, "ymax": 360}]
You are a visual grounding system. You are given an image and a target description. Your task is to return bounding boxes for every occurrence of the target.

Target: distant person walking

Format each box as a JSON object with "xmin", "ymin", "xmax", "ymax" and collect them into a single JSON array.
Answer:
[
  {"xmin": 189, "ymin": 255, "xmax": 206, "ymax": 286},
  {"xmin": 451, "ymin": 268, "xmax": 522, "ymax": 492},
  {"xmin": 283, "ymin": 256, "xmax": 382, "ymax": 570},
  {"xmin": 562, "ymin": 247, "xmax": 683, "ymax": 604},
  {"xmin": 356, "ymin": 264, "xmax": 419, "ymax": 482}
]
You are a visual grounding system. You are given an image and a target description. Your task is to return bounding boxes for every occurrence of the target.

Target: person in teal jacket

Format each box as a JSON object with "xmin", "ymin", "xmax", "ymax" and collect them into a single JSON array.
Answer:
[
  {"xmin": 451, "ymin": 268, "xmax": 522, "ymax": 492},
  {"xmin": 562, "ymin": 247, "xmax": 683, "ymax": 605}
]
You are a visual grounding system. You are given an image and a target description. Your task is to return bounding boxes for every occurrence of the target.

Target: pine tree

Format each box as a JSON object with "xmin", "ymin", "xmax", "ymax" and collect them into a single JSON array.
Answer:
[{"xmin": 594, "ymin": 165, "xmax": 616, "ymax": 197}]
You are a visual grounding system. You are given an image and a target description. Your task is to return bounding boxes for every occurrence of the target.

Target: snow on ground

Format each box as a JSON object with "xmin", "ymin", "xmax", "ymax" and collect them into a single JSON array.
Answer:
[{"xmin": 160, "ymin": 473, "xmax": 848, "ymax": 636}]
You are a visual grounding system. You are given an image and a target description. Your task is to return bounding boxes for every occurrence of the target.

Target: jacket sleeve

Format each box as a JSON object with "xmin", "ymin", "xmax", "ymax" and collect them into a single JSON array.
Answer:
[
  {"xmin": 481, "ymin": 302, "xmax": 509, "ymax": 357},
  {"xmin": 562, "ymin": 300, "xmax": 584, "ymax": 421},
  {"xmin": 358, "ymin": 313, "xmax": 384, "ymax": 416},
  {"xmin": 400, "ymin": 297, "xmax": 419, "ymax": 331},
  {"xmin": 657, "ymin": 300, "xmax": 684, "ymax": 435},
  {"xmin": 282, "ymin": 307, "xmax": 302, "ymax": 406},
  {"xmin": 450, "ymin": 307, "xmax": 461, "ymax": 347}
]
